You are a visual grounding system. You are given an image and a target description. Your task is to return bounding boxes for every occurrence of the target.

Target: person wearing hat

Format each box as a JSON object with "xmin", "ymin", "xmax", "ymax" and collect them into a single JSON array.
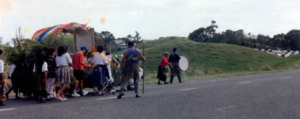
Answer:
[{"xmin": 72, "ymin": 46, "xmax": 91, "ymax": 96}]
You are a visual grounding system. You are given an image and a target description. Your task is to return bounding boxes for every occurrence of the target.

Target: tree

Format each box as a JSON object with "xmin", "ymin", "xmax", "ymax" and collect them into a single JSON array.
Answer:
[
  {"xmin": 117, "ymin": 37, "xmax": 130, "ymax": 44},
  {"xmin": 0, "ymin": 37, "xmax": 3, "ymax": 45},
  {"xmin": 5, "ymin": 42, "xmax": 10, "ymax": 47},
  {"xmin": 127, "ymin": 31, "xmax": 142, "ymax": 44},
  {"xmin": 188, "ymin": 21, "xmax": 218, "ymax": 42}
]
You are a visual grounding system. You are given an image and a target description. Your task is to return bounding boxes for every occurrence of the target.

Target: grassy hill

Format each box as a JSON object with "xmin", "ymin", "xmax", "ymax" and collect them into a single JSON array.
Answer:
[{"xmin": 117, "ymin": 37, "xmax": 299, "ymax": 75}]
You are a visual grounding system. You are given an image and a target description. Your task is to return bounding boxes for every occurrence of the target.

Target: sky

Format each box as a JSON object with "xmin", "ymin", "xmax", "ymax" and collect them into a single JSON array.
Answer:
[{"xmin": 0, "ymin": 0, "xmax": 299, "ymax": 43}]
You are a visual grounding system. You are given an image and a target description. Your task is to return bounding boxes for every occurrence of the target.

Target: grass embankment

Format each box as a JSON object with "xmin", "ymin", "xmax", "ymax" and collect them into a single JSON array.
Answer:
[{"xmin": 114, "ymin": 37, "xmax": 300, "ymax": 83}]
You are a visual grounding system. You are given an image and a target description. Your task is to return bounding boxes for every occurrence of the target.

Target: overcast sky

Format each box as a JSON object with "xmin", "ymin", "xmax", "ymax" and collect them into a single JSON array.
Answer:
[{"xmin": 0, "ymin": 0, "xmax": 299, "ymax": 43}]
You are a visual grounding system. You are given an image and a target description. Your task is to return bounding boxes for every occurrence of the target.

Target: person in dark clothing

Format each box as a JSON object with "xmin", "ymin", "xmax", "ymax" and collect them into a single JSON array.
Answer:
[
  {"xmin": 168, "ymin": 48, "xmax": 182, "ymax": 83},
  {"xmin": 46, "ymin": 48, "xmax": 57, "ymax": 99},
  {"xmin": 33, "ymin": 53, "xmax": 48, "ymax": 103}
]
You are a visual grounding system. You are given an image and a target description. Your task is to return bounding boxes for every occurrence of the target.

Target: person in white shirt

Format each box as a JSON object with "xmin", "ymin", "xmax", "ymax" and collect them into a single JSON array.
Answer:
[
  {"xmin": 55, "ymin": 46, "xmax": 72, "ymax": 101},
  {"xmin": 33, "ymin": 53, "xmax": 48, "ymax": 103},
  {"xmin": 105, "ymin": 51, "xmax": 115, "ymax": 93},
  {"xmin": 0, "ymin": 49, "xmax": 6, "ymax": 106},
  {"xmin": 92, "ymin": 46, "xmax": 110, "ymax": 95},
  {"xmin": 105, "ymin": 51, "xmax": 113, "ymax": 80},
  {"xmin": 64, "ymin": 46, "xmax": 80, "ymax": 97}
]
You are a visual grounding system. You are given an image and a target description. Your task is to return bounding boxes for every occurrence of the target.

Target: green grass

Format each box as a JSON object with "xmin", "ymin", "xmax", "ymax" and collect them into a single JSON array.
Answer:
[
  {"xmin": 110, "ymin": 37, "xmax": 300, "ymax": 84},
  {"xmin": 127, "ymin": 37, "xmax": 296, "ymax": 74}
]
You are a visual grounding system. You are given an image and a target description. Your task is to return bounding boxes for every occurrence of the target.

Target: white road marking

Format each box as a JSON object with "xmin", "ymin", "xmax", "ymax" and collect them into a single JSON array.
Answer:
[
  {"xmin": 0, "ymin": 108, "xmax": 17, "ymax": 112},
  {"xmin": 180, "ymin": 88, "xmax": 196, "ymax": 91},
  {"xmin": 282, "ymin": 77, "xmax": 292, "ymax": 79},
  {"xmin": 97, "ymin": 97, "xmax": 116, "ymax": 100},
  {"xmin": 239, "ymin": 81, "xmax": 252, "ymax": 84}
]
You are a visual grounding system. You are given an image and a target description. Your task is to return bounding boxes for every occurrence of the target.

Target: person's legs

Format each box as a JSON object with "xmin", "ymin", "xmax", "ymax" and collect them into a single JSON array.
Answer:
[
  {"xmin": 98, "ymin": 84, "xmax": 103, "ymax": 94},
  {"xmin": 170, "ymin": 75, "xmax": 174, "ymax": 84},
  {"xmin": 47, "ymin": 78, "xmax": 54, "ymax": 95},
  {"xmin": 178, "ymin": 75, "xmax": 182, "ymax": 83},
  {"xmin": 0, "ymin": 84, "xmax": 4, "ymax": 106},
  {"xmin": 5, "ymin": 83, "xmax": 13, "ymax": 99},
  {"xmin": 0, "ymin": 94, "xmax": 4, "ymax": 106},
  {"xmin": 59, "ymin": 85, "xmax": 66, "ymax": 99},
  {"xmin": 134, "ymin": 69, "xmax": 140, "ymax": 95},
  {"xmin": 6, "ymin": 83, "xmax": 13, "ymax": 94},
  {"xmin": 72, "ymin": 81, "xmax": 80, "ymax": 96},
  {"xmin": 117, "ymin": 82, "xmax": 127, "ymax": 99}
]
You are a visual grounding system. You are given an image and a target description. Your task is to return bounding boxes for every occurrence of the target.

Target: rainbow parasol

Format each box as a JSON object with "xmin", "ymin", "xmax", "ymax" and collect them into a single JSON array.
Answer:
[{"xmin": 31, "ymin": 22, "xmax": 87, "ymax": 42}]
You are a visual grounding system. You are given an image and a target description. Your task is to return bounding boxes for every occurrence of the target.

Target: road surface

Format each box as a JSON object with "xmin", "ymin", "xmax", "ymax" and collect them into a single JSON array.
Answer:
[{"xmin": 1, "ymin": 70, "xmax": 300, "ymax": 119}]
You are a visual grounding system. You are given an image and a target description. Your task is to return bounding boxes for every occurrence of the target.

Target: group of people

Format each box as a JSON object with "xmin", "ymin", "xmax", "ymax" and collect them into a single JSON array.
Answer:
[
  {"xmin": 157, "ymin": 48, "xmax": 183, "ymax": 85},
  {"xmin": 0, "ymin": 40, "xmax": 148, "ymax": 106}
]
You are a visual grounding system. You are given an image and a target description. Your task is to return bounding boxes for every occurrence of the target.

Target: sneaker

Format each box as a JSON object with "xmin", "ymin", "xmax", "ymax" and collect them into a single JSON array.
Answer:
[
  {"xmin": 82, "ymin": 91, "xmax": 88, "ymax": 96},
  {"xmin": 40, "ymin": 98, "xmax": 46, "ymax": 103},
  {"xmin": 117, "ymin": 93, "xmax": 124, "ymax": 99},
  {"xmin": 157, "ymin": 82, "xmax": 162, "ymax": 85},
  {"xmin": 46, "ymin": 95, "xmax": 51, "ymax": 100},
  {"xmin": 62, "ymin": 98, "xmax": 68, "ymax": 101},
  {"xmin": 73, "ymin": 93, "xmax": 80, "ymax": 97},
  {"xmin": 136, "ymin": 95, "xmax": 141, "ymax": 98}
]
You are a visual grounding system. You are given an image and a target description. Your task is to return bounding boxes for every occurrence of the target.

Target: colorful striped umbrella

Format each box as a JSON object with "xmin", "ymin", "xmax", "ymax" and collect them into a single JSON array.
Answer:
[{"xmin": 31, "ymin": 23, "xmax": 87, "ymax": 42}]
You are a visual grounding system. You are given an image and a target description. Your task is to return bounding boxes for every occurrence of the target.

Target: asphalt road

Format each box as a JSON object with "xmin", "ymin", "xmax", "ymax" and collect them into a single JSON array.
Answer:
[{"xmin": 1, "ymin": 70, "xmax": 300, "ymax": 119}]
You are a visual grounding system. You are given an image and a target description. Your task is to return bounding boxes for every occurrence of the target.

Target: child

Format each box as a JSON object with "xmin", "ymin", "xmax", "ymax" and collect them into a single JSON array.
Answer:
[
  {"xmin": 46, "ymin": 48, "xmax": 56, "ymax": 99},
  {"xmin": 33, "ymin": 53, "xmax": 48, "ymax": 103},
  {"xmin": 0, "ymin": 49, "xmax": 6, "ymax": 106}
]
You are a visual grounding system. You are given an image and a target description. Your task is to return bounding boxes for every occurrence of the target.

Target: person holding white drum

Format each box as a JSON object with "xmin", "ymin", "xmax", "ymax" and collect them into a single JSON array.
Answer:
[{"xmin": 168, "ymin": 48, "xmax": 183, "ymax": 83}]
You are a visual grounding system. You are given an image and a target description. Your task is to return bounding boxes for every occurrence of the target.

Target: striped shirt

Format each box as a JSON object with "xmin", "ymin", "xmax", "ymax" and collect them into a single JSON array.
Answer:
[{"xmin": 47, "ymin": 56, "xmax": 56, "ymax": 78}]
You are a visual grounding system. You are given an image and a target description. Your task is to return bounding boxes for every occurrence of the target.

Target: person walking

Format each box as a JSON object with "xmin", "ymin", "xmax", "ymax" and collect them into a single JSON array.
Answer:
[
  {"xmin": 157, "ymin": 52, "xmax": 171, "ymax": 85},
  {"xmin": 92, "ymin": 46, "xmax": 110, "ymax": 95},
  {"xmin": 72, "ymin": 46, "xmax": 90, "ymax": 96},
  {"xmin": 33, "ymin": 53, "xmax": 48, "ymax": 103},
  {"xmin": 46, "ymin": 48, "xmax": 57, "ymax": 99},
  {"xmin": 168, "ymin": 48, "xmax": 182, "ymax": 83},
  {"xmin": 5, "ymin": 64, "xmax": 17, "ymax": 99},
  {"xmin": 0, "ymin": 49, "xmax": 6, "ymax": 106},
  {"xmin": 55, "ymin": 46, "xmax": 72, "ymax": 101},
  {"xmin": 118, "ymin": 41, "xmax": 145, "ymax": 99}
]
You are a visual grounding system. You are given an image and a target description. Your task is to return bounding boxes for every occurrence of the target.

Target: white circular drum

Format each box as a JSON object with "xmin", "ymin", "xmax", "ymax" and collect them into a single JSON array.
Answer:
[{"xmin": 179, "ymin": 56, "xmax": 189, "ymax": 71}]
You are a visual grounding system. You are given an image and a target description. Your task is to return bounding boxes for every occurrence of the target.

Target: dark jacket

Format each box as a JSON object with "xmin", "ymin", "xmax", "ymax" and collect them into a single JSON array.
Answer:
[{"xmin": 168, "ymin": 52, "xmax": 181, "ymax": 63}]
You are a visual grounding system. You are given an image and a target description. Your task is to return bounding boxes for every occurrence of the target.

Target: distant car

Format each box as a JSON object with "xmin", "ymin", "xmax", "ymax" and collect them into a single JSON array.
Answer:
[
  {"xmin": 285, "ymin": 53, "xmax": 291, "ymax": 57},
  {"xmin": 276, "ymin": 54, "xmax": 281, "ymax": 57}
]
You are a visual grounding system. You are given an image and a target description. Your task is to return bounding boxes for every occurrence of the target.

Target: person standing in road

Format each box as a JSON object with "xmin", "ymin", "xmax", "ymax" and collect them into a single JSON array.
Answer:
[
  {"xmin": 33, "ymin": 53, "xmax": 48, "ymax": 103},
  {"xmin": 64, "ymin": 46, "xmax": 80, "ymax": 97},
  {"xmin": 55, "ymin": 46, "xmax": 72, "ymax": 101},
  {"xmin": 72, "ymin": 46, "xmax": 90, "ymax": 96},
  {"xmin": 106, "ymin": 51, "xmax": 113, "ymax": 81},
  {"xmin": 118, "ymin": 41, "xmax": 145, "ymax": 99},
  {"xmin": 168, "ymin": 48, "xmax": 182, "ymax": 83},
  {"xmin": 45, "ymin": 48, "xmax": 57, "ymax": 99},
  {"xmin": 157, "ymin": 52, "xmax": 171, "ymax": 85},
  {"xmin": 0, "ymin": 49, "xmax": 6, "ymax": 106},
  {"xmin": 92, "ymin": 45, "xmax": 110, "ymax": 95},
  {"xmin": 5, "ymin": 63, "xmax": 17, "ymax": 99}
]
